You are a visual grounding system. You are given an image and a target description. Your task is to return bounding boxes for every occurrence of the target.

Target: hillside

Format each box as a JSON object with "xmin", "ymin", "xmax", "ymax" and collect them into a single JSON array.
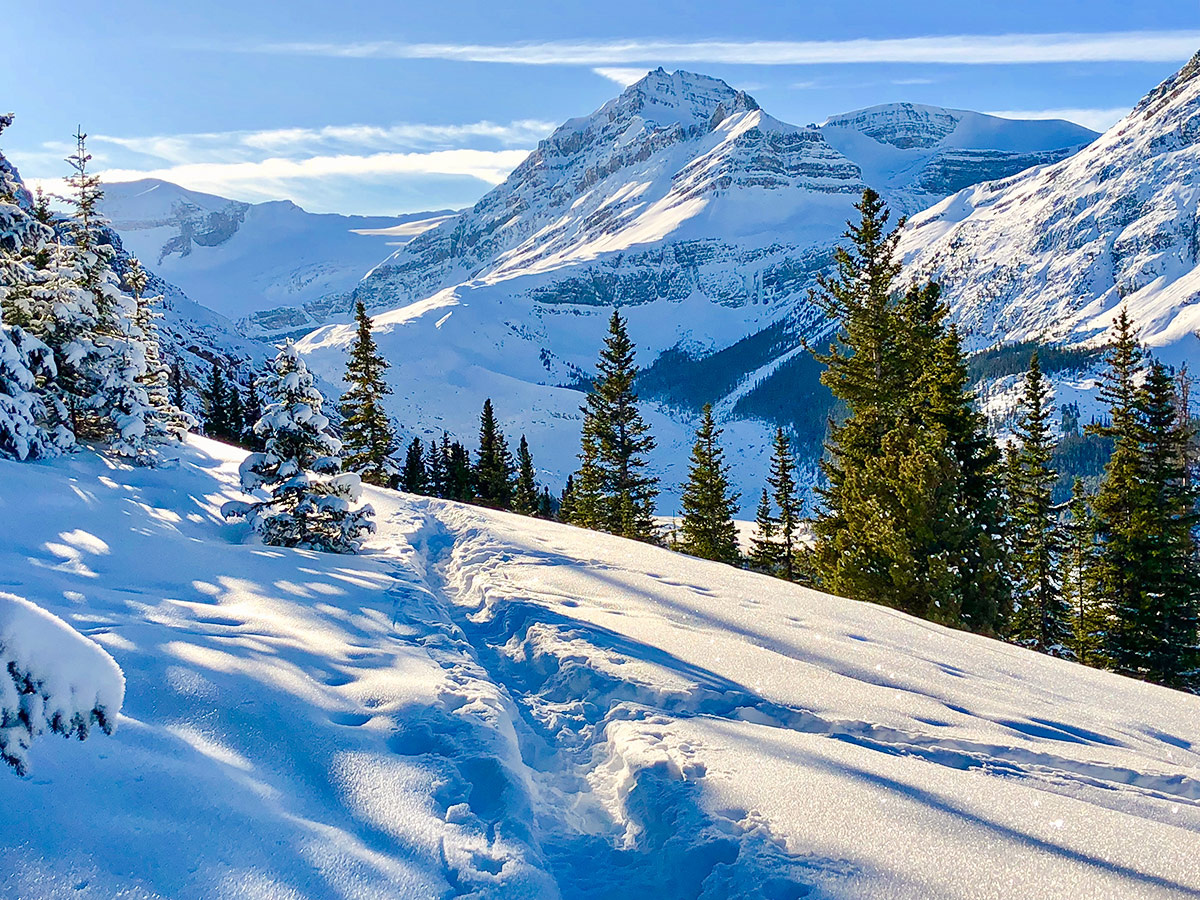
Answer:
[
  {"xmin": 3, "ymin": 438, "xmax": 1198, "ymax": 899},
  {"xmin": 900, "ymin": 51, "xmax": 1200, "ymax": 357}
]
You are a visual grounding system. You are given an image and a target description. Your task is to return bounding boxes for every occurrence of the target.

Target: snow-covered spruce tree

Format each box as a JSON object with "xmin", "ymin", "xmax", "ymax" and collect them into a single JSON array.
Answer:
[
  {"xmin": 474, "ymin": 398, "xmax": 515, "ymax": 509},
  {"xmin": 339, "ymin": 301, "xmax": 396, "ymax": 486},
  {"xmin": 0, "ymin": 316, "xmax": 58, "ymax": 460},
  {"xmin": 222, "ymin": 342, "xmax": 374, "ymax": 553},
  {"xmin": 677, "ymin": 404, "xmax": 740, "ymax": 564},
  {"xmin": 576, "ymin": 310, "xmax": 659, "ymax": 540},
  {"xmin": 749, "ymin": 488, "xmax": 779, "ymax": 573},
  {"xmin": 514, "ymin": 435, "xmax": 538, "ymax": 516},
  {"xmin": 1006, "ymin": 352, "xmax": 1071, "ymax": 655}
]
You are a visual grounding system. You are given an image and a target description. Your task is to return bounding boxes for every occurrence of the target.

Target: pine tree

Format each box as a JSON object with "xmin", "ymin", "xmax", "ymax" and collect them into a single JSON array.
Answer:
[
  {"xmin": 1061, "ymin": 479, "xmax": 1101, "ymax": 666},
  {"xmin": 768, "ymin": 428, "xmax": 800, "ymax": 580},
  {"xmin": 446, "ymin": 440, "xmax": 473, "ymax": 501},
  {"xmin": 339, "ymin": 301, "xmax": 396, "ymax": 487},
  {"xmin": 514, "ymin": 435, "xmax": 538, "ymax": 515},
  {"xmin": 559, "ymin": 474, "xmax": 577, "ymax": 523},
  {"xmin": 568, "ymin": 433, "xmax": 605, "ymax": 529},
  {"xmin": 169, "ymin": 360, "xmax": 185, "ymax": 411},
  {"xmin": 0, "ymin": 318, "xmax": 57, "ymax": 460},
  {"xmin": 222, "ymin": 342, "xmax": 374, "ymax": 553},
  {"xmin": 202, "ymin": 364, "xmax": 230, "ymax": 439},
  {"xmin": 124, "ymin": 257, "xmax": 190, "ymax": 445},
  {"xmin": 241, "ymin": 375, "xmax": 264, "ymax": 449},
  {"xmin": 749, "ymin": 488, "xmax": 780, "ymax": 574},
  {"xmin": 474, "ymin": 398, "xmax": 515, "ymax": 508},
  {"xmin": 537, "ymin": 487, "xmax": 555, "ymax": 519},
  {"xmin": 677, "ymin": 404, "xmax": 740, "ymax": 564},
  {"xmin": 811, "ymin": 190, "xmax": 1006, "ymax": 629},
  {"xmin": 1007, "ymin": 352, "xmax": 1071, "ymax": 654},
  {"xmin": 401, "ymin": 437, "xmax": 426, "ymax": 493},
  {"xmin": 577, "ymin": 311, "xmax": 658, "ymax": 540},
  {"xmin": 426, "ymin": 436, "xmax": 446, "ymax": 498}
]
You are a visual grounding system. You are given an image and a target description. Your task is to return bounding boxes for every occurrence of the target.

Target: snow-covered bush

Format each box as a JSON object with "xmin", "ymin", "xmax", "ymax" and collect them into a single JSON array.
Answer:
[
  {"xmin": 222, "ymin": 341, "xmax": 374, "ymax": 553},
  {"xmin": 0, "ymin": 593, "xmax": 125, "ymax": 776},
  {"xmin": 0, "ymin": 319, "xmax": 61, "ymax": 460}
]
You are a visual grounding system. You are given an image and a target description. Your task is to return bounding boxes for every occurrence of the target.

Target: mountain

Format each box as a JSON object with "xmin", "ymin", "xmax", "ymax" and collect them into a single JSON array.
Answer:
[
  {"xmin": 4, "ymin": 437, "xmax": 1199, "ymax": 898},
  {"xmin": 821, "ymin": 102, "xmax": 1096, "ymax": 215},
  {"xmin": 101, "ymin": 180, "xmax": 454, "ymax": 336},
  {"xmin": 291, "ymin": 69, "xmax": 1095, "ymax": 507},
  {"xmin": 899, "ymin": 52, "xmax": 1200, "ymax": 357}
]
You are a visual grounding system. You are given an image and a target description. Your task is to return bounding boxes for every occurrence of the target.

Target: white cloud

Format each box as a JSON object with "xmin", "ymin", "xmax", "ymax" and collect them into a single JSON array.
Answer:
[
  {"xmin": 592, "ymin": 67, "xmax": 651, "ymax": 87},
  {"xmin": 29, "ymin": 148, "xmax": 530, "ymax": 204},
  {"xmin": 986, "ymin": 107, "xmax": 1130, "ymax": 133},
  {"xmin": 248, "ymin": 30, "xmax": 1200, "ymax": 66}
]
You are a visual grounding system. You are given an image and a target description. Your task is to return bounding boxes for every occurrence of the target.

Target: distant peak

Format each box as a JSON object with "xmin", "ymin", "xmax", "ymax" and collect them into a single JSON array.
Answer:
[
  {"xmin": 610, "ymin": 68, "xmax": 759, "ymax": 127},
  {"xmin": 822, "ymin": 103, "xmax": 964, "ymax": 149}
]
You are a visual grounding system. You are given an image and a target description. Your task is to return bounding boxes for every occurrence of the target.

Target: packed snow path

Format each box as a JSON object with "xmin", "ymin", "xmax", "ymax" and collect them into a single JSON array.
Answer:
[{"xmin": 2, "ymin": 438, "xmax": 1199, "ymax": 899}]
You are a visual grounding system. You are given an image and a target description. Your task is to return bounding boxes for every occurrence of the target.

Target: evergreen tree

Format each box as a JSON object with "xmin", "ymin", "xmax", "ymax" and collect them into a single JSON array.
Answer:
[
  {"xmin": 401, "ymin": 437, "xmax": 426, "ymax": 494},
  {"xmin": 768, "ymin": 428, "xmax": 800, "ymax": 580},
  {"xmin": 1061, "ymin": 479, "xmax": 1101, "ymax": 666},
  {"xmin": 445, "ymin": 440, "xmax": 473, "ymax": 501},
  {"xmin": 537, "ymin": 487, "xmax": 555, "ymax": 519},
  {"xmin": 749, "ymin": 488, "xmax": 780, "ymax": 574},
  {"xmin": 1007, "ymin": 352, "xmax": 1071, "ymax": 654},
  {"xmin": 577, "ymin": 311, "xmax": 658, "ymax": 540},
  {"xmin": 568, "ymin": 433, "xmax": 605, "ymax": 530},
  {"xmin": 514, "ymin": 435, "xmax": 538, "ymax": 516},
  {"xmin": 559, "ymin": 474, "xmax": 577, "ymax": 523},
  {"xmin": 676, "ymin": 404, "xmax": 740, "ymax": 564},
  {"xmin": 241, "ymin": 375, "xmax": 264, "ymax": 450},
  {"xmin": 202, "ymin": 364, "xmax": 230, "ymax": 439},
  {"xmin": 426, "ymin": 436, "xmax": 446, "ymax": 498},
  {"xmin": 222, "ymin": 342, "xmax": 374, "ymax": 553},
  {"xmin": 0, "ymin": 318, "xmax": 57, "ymax": 460},
  {"xmin": 474, "ymin": 398, "xmax": 515, "ymax": 508},
  {"xmin": 812, "ymin": 189, "xmax": 1006, "ymax": 630},
  {"xmin": 339, "ymin": 301, "xmax": 396, "ymax": 486},
  {"xmin": 124, "ymin": 257, "xmax": 190, "ymax": 445}
]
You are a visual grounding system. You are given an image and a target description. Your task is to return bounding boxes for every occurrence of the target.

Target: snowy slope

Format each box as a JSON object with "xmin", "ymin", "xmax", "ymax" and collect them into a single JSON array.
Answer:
[
  {"xmin": 292, "ymin": 71, "xmax": 1093, "ymax": 509},
  {"xmin": 900, "ymin": 51, "xmax": 1200, "ymax": 356},
  {"xmin": 3, "ymin": 440, "xmax": 1199, "ymax": 899},
  {"xmin": 101, "ymin": 180, "xmax": 453, "ymax": 335}
]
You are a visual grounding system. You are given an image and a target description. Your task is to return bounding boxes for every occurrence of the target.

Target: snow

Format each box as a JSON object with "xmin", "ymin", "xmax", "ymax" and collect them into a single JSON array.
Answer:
[
  {"xmin": 3, "ymin": 438, "xmax": 1199, "ymax": 898},
  {"xmin": 0, "ymin": 592, "xmax": 125, "ymax": 775}
]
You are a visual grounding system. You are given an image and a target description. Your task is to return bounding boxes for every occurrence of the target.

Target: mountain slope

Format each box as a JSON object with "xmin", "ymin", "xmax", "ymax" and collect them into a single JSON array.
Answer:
[
  {"xmin": 899, "ymin": 51, "xmax": 1200, "ymax": 354},
  {"xmin": 3, "ymin": 439, "xmax": 1199, "ymax": 898},
  {"xmin": 101, "ymin": 180, "xmax": 453, "ymax": 336},
  {"xmin": 293, "ymin": 70, "xmax": 1094, "ymax": 506}
]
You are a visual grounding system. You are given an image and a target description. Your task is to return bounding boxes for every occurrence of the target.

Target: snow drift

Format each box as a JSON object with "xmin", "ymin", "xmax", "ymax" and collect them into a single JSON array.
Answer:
[{"xmin": 1, "ymin": 438, "xmax": 1198, "ymax": 898}]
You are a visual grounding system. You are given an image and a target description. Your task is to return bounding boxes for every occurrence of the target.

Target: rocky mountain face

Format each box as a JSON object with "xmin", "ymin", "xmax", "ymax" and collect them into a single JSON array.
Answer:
[
  {"xmin": 101, "ymin": 180, "xmax": 453, "ymax": 337},
  {"xmin": 288, "ymin": 70, "xmax": 1097, "ymax": 508},
  {"xmin": 900, "ymin": 53, "xmax": 1200, "ymax": 355}
]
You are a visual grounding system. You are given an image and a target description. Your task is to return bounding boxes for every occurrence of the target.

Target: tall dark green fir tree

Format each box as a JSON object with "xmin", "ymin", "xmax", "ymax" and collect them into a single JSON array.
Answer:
[
  {"xmin": 401, "ymin": 437, "xmax": 427, "ymax": 494},
  {"xmin": 749, "ymin": 488, "xmax": 779, "ymax": 574},
  {"xmin": 676, "ymin": 404, "xmax": 740, "ymax": 564},
  {"xmin": 768, "ymin": 428, "xmax": 800, "ymax": 580},
  {"xmin": 474, "ymin": 399, "xmax": 515, "ymax": 508},
  {"xmin": 339, "ymin": 301, "xmax": 396, "ymax": 486},
  {"xmin": 577, "ymin": 310, "xmax": 658, "ymax": 540},
  {"xmin": 1007, "ymin": 352, "xmax": 1071, "ymax": 654},
  {"xmin": 514, "ymin": 435, "xmax": 538, "ymax": 516}
]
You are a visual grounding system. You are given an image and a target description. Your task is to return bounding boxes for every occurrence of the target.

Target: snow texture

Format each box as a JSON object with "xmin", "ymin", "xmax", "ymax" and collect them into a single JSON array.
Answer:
[
  {"xmin": 0, "ymin": 592, "xmax": 124, "ymax": 776},
  {"xmin": 1, "ymin": 437, "xmax": 1198, "ymax": 898}
]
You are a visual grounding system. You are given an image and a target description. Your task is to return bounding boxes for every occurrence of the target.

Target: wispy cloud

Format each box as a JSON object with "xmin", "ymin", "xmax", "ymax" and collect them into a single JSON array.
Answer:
[
  {"xmin": 28, "ymin": 149, "xmax": 530, "ymax": 209},
  {"xmin": 987, "ymin": 106, "xmax": 1130, "ymax": 132},
  {"xmin": 245, "ymin": 30, "xmax": 1200, "ymax": 66},
  {"xmin": 592, "ymin": 67, "xmax": 650, "ymax": 87}
]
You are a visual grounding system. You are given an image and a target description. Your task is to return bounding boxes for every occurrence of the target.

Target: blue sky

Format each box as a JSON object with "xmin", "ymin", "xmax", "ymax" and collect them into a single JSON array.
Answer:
[{"xmin": 5, "ymin": 1, "xmax": 1198, "ymax": 215}]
